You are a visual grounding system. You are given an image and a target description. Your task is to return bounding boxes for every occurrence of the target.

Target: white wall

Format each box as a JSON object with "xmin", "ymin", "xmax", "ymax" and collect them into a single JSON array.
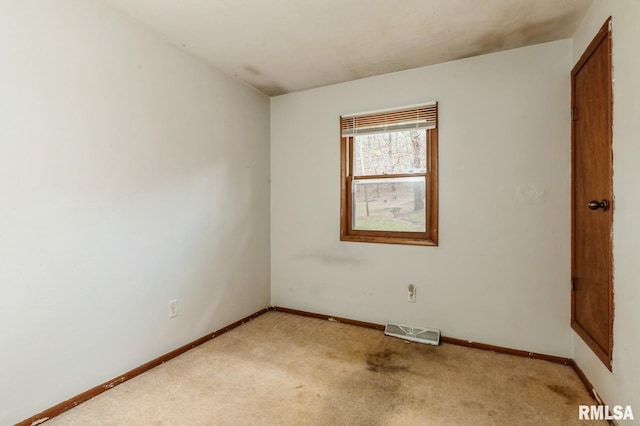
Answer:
[
  {"xmin": 271, "ymin": 40, "xmax": 572, "ymax": 358},
  {"xmin": 0, "ymin": 0, "xmax": 270, "ymax": 424},
  {"xmin": 571, "ymin": 1, "xmax": 640, "ymax": 420}
]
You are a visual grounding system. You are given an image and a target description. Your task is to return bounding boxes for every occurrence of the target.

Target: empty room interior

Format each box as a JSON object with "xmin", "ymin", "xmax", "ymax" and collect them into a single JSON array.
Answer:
[{"xmin": 2, "ymin": 0, "xmax": 639, "ymax": 425}]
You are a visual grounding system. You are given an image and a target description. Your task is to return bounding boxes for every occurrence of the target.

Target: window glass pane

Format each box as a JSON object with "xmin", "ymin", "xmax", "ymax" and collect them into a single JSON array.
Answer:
[
  {"xmin": 352, "ymin": 177, "xmax": 426, "ymax": 232},
  {"xmin": 353, "ymin": 129, "xmax": 426, "ymax": 176}
]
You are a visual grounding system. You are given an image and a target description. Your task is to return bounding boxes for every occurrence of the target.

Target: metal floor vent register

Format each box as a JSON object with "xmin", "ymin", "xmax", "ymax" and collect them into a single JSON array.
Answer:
[{"xmin": 384, "ymin": 322, "xmax": 441, "ymax": 346}]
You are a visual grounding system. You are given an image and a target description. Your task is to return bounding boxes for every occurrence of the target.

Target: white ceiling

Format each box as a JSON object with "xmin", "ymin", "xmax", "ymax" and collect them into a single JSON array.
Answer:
[{"xmin": 101, "ymin": 0, "xmax": 593, "ymax": 96}]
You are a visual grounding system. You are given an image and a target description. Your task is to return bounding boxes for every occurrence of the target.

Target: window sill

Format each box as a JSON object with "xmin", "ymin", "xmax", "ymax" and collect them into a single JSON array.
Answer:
[{"xmin": 340, "ymin": 234, "xmax": 438, "ymax": 247}]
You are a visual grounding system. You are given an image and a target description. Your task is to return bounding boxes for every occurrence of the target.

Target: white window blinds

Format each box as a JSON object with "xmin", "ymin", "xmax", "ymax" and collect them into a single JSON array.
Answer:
[{"xmin": 341, "ymin": 102, "xmax": 437, "ymax": 137}]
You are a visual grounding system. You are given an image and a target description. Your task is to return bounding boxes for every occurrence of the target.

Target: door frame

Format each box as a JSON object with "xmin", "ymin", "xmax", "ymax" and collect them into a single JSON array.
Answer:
[{"xmin": 570, "ymin": 17, "xmax": 614, "ymax": 371}]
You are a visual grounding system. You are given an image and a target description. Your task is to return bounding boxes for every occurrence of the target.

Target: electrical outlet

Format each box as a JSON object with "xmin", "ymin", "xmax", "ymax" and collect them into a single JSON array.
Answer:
[
  {"xmin": 407, "ymin": 284, "xmax": 416, "ymax": 303},
  {"xmin": 168, "ymin": 299, "xmax": 178, "ymax": 318}
]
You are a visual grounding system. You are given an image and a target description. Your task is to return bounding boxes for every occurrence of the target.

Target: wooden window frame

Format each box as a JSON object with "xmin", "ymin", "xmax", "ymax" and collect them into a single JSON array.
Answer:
[{"xmin": 340, "ymin": 107, "xmax": 438, "ymax": 246}]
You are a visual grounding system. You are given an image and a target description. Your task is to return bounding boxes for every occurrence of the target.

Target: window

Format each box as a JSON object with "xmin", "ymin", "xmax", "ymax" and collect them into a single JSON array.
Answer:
[{"xmin": 340, "ymin": 103, "xmax": 438, "ymax": 246}]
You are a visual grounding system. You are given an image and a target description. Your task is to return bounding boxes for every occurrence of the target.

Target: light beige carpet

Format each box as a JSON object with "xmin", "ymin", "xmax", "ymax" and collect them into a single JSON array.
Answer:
[{"xmin": 46, "ymin": 311, "xmax": 603, "ymax": 425}]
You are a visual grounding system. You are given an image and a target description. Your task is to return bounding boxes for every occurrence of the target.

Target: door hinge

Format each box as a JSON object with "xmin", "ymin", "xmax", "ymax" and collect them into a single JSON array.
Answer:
[
  {"xmin": 571, "ymin": 277, "xmax": 576, "ymax": 291},
  {"xmin": 571, "ymin": 107, "xmax": 577, "ymax": 121}
]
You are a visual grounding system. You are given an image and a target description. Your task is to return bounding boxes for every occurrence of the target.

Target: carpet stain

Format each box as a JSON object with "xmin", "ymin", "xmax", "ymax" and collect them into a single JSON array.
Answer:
[
  {"xmin": 514, "ymin": 374, "xmax": 542, "ymax": 390},
  {"xmin": 547, "ymin": 384, "xmax": 579, "ymax": 403},
  {"xmin": 366, "ymin": 349, "xmax": 410, "ymax": 373},
  {"xmin": 461, "ymin": 400, "xmax": 485, "ymax": 410}
]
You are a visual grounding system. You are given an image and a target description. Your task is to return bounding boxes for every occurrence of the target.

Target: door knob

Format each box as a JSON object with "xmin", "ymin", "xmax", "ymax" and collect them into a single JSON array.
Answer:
[{"xmin": 587, "ymin": 200, "xmax": 609, "ymax": 211}]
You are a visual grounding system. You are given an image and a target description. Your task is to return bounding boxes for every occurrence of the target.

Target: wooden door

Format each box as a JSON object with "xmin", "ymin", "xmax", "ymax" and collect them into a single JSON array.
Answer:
[{"xmin": 571, "ymin": 18, "xmax": 613, "ymax": 370}]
